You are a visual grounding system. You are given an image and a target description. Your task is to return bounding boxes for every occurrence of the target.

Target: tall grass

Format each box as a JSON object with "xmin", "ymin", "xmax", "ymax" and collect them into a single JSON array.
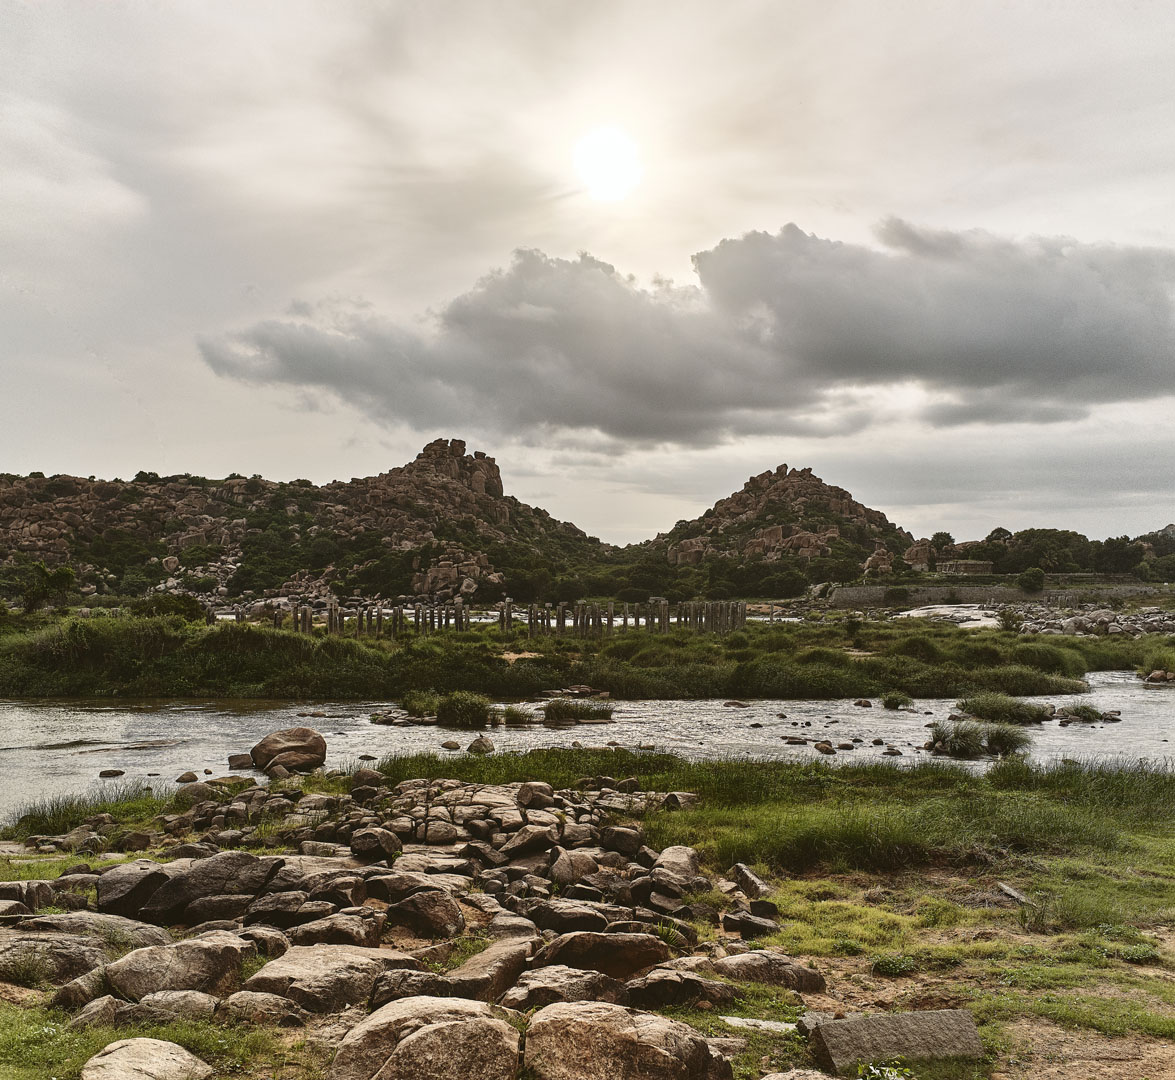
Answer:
[
  {"xmin": 542, "ymin": 698, "xmax": 615, "ymax": 722},
  {"xmin": 2, "ymin": 781, "xmax": 169, "ymax": 838},
  {"xmin": 957, "ymin": 691, "xmax": 1050, "ymax": 725}
]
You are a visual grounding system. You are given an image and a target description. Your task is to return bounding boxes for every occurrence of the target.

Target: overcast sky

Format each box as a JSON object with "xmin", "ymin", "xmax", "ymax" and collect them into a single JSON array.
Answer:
[{"xmin": 4, "ymin": 0, "xmax": 1174, "ymax": 545}]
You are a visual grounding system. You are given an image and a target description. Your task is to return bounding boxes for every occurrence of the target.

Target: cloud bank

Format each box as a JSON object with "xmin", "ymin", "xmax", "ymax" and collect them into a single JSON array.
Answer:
[{"xmin": 200, "ymin": 221, "xmax": 1175, "ymax": 446}]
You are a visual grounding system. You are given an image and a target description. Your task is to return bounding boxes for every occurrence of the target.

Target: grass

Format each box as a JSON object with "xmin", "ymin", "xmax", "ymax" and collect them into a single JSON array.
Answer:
[
  {"xmin": 0, "ymin": 1004, "xmax": 288, "ymax": 1080},
  {"xmin": 0, "ymin": 613, "xmax": 1152, "ymax": 700},
  {"xmin": 956, "ymin": 691, "xmax": 1050, "ymax": 725},
  {"xmin": 927, "ymin": 719, "xmax": 1033, "ymax": 759},
  {"xmin": 435, "ymin": 690, "xmax": 492, "ymax": 727},
  {"xmin": 541, "ymin": 698, "xmax": 615, "ymax": 722},
  {"xmin": 400, "ymin": 689, "xmax": 440, "ymax": 716},
  {"xmin": 1, "ymin": 782, "xmax": 171, "ymax": 838}
]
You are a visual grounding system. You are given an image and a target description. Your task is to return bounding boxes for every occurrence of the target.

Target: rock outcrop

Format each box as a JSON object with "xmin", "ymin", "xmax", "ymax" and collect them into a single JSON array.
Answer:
[
  {"xmin": 0, "ymin": 439, "xmax": 599, "ymax": 602},
  {"xmin": 659, "ymin": 464, "xmax": 910, "ymax": 571}
]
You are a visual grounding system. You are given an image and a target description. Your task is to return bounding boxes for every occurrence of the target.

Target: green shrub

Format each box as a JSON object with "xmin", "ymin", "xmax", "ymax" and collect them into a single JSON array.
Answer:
[
  {"xmin": 983, "ymin": 723, "xmax": 1034, "ymax": 757},
  {"xmin": 401, "ymin": 690, "xmax": 440, "ymax": 717},
  {"xmin": 435, "ymin": 691, "xmax": 492, "ymax": 728},
  {"xmin": 1018, "ymin": 566, "xmax": 1046, "ymax": 592},
  {"xmin": 929, "ymin": 719, "xmax": 986, "ymax": 759},
  {"xmin": 498, "ymin": 705, "xmax": 538, "ymax": 724},
  {"xmin": 929, "ymin": 718, "xmax": 1031, "ymax": 758},
  {"xmin": 542, "ymin": 698, "xmax": 615, "ymax": 723},
  {"xmin": 996, "ymin": 608, "xmax": 1022, "ymax": 631},
  {"xmin": 881, "ymin": 690, "xmax": 912, "ymax": 710},
  {"xmin": 870, "ymin": 953, "xmax": 918, "ymax": 977},
  {"xmin": 1011, "ymin": 642, "xmax": 1086, "ymax": 677},
  {"xmin": 958, "ymin": 691, "xmax": 1049, "ymax": 725},
  {"xmin": 1059, "ymin": 704, "xmax": 1102, "ymax": 723}
]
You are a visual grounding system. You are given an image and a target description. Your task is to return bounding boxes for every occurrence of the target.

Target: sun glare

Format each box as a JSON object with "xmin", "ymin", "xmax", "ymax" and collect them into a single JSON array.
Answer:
[{"xmin": 574, "ymin": 126, "xmax": 642, "ymax": 201}]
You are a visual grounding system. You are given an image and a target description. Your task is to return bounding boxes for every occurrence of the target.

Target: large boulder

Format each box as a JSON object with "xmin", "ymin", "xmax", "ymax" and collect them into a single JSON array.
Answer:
[
  {"xmin": 624, "ymin": 968, "xmax": 739, "ymax": 1009},
  {"xmin": 215, "ymin": 990, "xmax": 309, "ymax": 1027},
  {"xmin": 250, "ymin": 727, "xmax": 327, "ymax": 773},
  {"xmin": 383, "ymin": 889, "xmax": 465, "ymax": 938},
  {"xmin": 19, "ymin": 911, "xmax": 172, "ymax": 950},
  {"xmin": 498, "ymin": 964, "xmax": 626, "ymax": 1010},
  {"xmin": 808, "ymin": 1009, "xmax": 984, "ymax": 1073},
  {"xmin": 95, "ymin": 860, "xmax": 177, "ymax": 918},
  {"xmin": 531, "ymin": 932, "xmax": 672, "ymax": 979},
  {"xmin": 139, "ymin": 852, "xmax": 285, "ymax": 925},
  {"xmin": 0, "ymin": 931, "xmax": 106, "ymax": 985},
  {"xmin": 80, "ymin": 1038, "xmax": 212, "ymax": 1080},
  {"xmin": 287, "ymin": 911, "xmax": 383, "ymax": 948},
  {"xmin": 103, "ymin": 932, "xmax": 251, "ymax": 1002},
  {"xmin": 523, "ymin": 1000, "xmax": 733, "ymax": 1080},
  {"xmin": 710, "ymin": 951, "xmax": 825, "ymax": 994},
  {"xmin": 242, "ymin": 943, "xmax": 419, "ymax": 1013},
  {"xmin": 328, "ymin": 996, "xmax": 520, "ymax": 1080}
]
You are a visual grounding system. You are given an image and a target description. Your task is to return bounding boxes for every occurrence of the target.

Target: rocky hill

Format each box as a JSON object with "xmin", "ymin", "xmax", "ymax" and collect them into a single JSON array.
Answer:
[
  {"xmin": 0, "ymin": 445, "xmax": 919, "ymax": 605},
  {"xmin": 651, "ymin": 463, "xmax": 912, "ymax": 580},
  {"xmin": 0, "ymin": 439, "xmax": 603, "ymax": 603}
]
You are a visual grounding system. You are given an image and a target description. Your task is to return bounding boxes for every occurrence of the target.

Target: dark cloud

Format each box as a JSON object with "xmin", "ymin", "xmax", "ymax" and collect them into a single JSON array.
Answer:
[{"xmin": 200, "ymin": 221, "xmax": 1175, "ymax": 446}]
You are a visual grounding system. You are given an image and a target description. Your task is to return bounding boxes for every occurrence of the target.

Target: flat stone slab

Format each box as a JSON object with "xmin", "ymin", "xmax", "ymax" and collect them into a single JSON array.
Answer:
[
  {"xmin": 809, "ymin": 1008, "xmax": 983, "ymax": 1073},
  {"xmin": 719, "ymin": 1015, "xmax": 797, "ymax": 1034}
]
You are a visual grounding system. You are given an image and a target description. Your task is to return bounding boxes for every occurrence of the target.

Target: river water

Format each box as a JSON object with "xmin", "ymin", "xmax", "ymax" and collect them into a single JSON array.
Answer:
[{"xmin": 0, "ymin": 671, "xmax": 1171, "ymax": 822}]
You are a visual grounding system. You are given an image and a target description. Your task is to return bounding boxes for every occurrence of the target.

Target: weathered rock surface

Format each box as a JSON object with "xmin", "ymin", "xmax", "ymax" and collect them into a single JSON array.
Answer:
[
  {"xmin": 328, "ymin": 996, "xmax": 521, "ymax": 1080},
  {"xmin": 531, "ymin": 932, "xmax": 672, "ymax": 979},
  {"xmin": 251, "ymin": 728, "xmax": 327, "ymax": 773},
  {"xmin": 0, "ymin": 930, "xmax": 106, "ymax": 985},
  {"xmin": 808, "ymin": 1009, "xmax": 984, "ymax": 1073},
  {"xmin": 711, "ymin": 951, "xmax": 826, "ymax": 993},
  {"xmin": 242, "ymin": 943, "xmax": 419, "ymax": 1013},
  {"xmin": 498, "ymin": 964, "xmax": 626, "ymax": 1010},
  {"xmin": 103, "ymin": 932, "xmax": 251, "ymax": 1002},
  {"xmin": 523, "ymin": 1000, "xmax": 734, "ymax": 1080},
  {"xmin": 79, "ymin": 1037, "xmax": 212, "ymax": 1080}
]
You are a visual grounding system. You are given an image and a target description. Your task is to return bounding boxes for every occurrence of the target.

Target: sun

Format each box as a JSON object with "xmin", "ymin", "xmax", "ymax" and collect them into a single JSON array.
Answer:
[{"xmin": 574, "ymin": 126, "xmax": 643, "ymax": 201}]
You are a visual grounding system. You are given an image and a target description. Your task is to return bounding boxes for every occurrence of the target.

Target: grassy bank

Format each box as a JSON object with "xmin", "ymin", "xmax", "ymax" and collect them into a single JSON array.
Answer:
[{"xmin": 0, "ymin": 612, "xmax": 1157, "ymax": 700}]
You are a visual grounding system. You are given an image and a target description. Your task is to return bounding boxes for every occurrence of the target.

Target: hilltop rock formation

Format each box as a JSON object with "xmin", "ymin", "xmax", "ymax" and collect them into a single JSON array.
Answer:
[
  {"xmin": 659, "ymin": 464, "xmax": 910, "ymax": 571},
  {"xmin": 0, "ymin": 439, "xmax": 599, "ymax": 603}
]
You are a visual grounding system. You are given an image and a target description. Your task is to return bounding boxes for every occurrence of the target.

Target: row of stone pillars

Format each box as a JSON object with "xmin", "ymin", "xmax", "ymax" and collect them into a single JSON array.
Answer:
[{"xmin": 272, "ymin": 598, "xmax": 748, "ymax": 637}]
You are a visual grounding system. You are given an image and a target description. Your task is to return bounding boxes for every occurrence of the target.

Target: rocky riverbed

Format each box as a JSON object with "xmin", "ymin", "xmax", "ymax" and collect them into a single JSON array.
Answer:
[{"xmin": 0, "ymin": 730, "xmax": 985, "ymax": 1078}]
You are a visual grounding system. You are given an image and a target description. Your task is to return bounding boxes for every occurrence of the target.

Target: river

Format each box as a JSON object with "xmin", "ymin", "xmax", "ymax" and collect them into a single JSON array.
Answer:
[{"xmin": 0, "ymin": 671, "xmax": 1171, "ymax": 821}]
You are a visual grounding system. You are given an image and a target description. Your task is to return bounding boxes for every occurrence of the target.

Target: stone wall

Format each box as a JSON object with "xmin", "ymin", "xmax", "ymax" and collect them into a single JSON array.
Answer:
[{"xmin": 827, "ymin": 583, "xmax": 1167, "ymax": 609}]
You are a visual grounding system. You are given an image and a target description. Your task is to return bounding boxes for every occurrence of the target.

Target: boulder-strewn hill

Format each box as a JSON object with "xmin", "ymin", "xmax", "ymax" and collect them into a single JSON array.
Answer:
[
  {"xmin": 0, "ymin": 439, "xmax": 603, "ymax": 602},
  {"xmin": 646, "ymin": 463, "xmax": 913, "ymax": 585},
  {"xmin": 0, "ymin": 443, "xmax": 921, "ymax": 605}
]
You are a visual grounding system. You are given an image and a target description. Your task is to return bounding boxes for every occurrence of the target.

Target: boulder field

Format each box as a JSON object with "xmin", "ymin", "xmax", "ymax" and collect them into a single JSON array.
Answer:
[{"xmin": 2, "ymin": 732, "xmax": 983, "ymax": 1078}]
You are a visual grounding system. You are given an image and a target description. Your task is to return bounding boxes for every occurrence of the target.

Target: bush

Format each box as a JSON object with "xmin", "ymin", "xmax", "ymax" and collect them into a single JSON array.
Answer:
[
  {"xmin": 881, "ymin": 690, "xmax": 913, "ymax": 710},
  {"xmin": 542, "ymin": 698, "xmax": 615, "ymax": 723},
  {"xmin": 1018, "ymin": 567, "xmax": 1046, "ymax": 592},
  {"xmin": 996, "ymin": 608, "xmax": 1022, "ymax": 631},
  {"xmin": 957, "ymin": 691, "xmax": 1049, "ymax": 725},
  {"xmin": 983, "ymin": 723, "xmax": 1034, "ymax": 757},
  {"xmin": 498, "ymin": 705, "xmax": 538, "ymax": 724},
  {"xmin": 882, "ymin": 587, "xmax": 910, "ymax": 605},
  {"xmin": 129, "ymin": 594, "xmax": 206, "ymax": 621},
  {"xmin": 930, "ymin": 718, "xmax": 1032, "ymax": 758},
  {"xmin": 435, "ymin": 691, "xmax": 492, "ymax": 727},
  {"xmin": 401, "ymin": 690, "xmax": 440, "ymax": 717}
]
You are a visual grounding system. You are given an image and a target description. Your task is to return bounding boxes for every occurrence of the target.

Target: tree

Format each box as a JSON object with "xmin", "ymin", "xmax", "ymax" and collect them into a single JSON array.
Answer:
[
  {"xmin": 930, "ymin": 531, "xmax": 955, "ymax": 550},
  {"xmin": 20, "ymin": 560, "xmax": 76, "ymax": 613},
  {"xmin": 986, "ymin": 527, "xmax": 1013, "ymax": 543},
  {"xmin": 1018, "ymin": 566, "xmax": 1046, "ymax": 593}
]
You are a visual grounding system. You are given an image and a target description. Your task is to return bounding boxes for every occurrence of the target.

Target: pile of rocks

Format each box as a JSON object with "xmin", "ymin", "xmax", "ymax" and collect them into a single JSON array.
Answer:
[
  {"xmin": 2, "ymin": 731, "xmax": 985, "ymax": 1078},
  {"xmin": 1017, "ymin": 605, "xmax": 1175, "ymax": 638}
]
